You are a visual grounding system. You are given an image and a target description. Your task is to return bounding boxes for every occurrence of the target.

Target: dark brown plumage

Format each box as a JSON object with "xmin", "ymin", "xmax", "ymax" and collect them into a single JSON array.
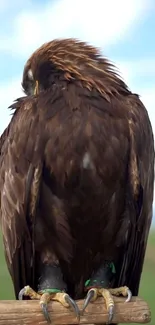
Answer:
[{"xmin": 0, "ymin": 38, "xmax": 154, "ymax": 323}]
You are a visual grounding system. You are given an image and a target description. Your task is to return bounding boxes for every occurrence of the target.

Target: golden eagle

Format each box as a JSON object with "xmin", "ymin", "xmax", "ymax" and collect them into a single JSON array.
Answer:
[{"xmin": 0, "ymin": 38, "xmax": 154, "ymax": 324}]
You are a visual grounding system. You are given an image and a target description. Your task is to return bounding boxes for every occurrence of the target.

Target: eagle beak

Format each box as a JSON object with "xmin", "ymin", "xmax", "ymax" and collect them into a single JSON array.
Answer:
[{"xmin": 34, "ymin": 80, "xmax": 39, "ymax": 95}]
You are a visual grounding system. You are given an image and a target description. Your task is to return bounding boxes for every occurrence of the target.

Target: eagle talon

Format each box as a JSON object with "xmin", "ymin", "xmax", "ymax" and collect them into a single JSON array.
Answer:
[
  {"xmin": 82, "ymin": 288, "xmax": 115, "ymax": 322},
  {"xmin": 82, "ymin": 289, "xmax": 96, "ymax": 314},
  {"xmin": 40, "ymin": 302, "xmax": 51, "ymax": 323},
  {"xmin": 18, "ymin": 286, "xmax": 52, "ymax": 323},
  {"xmin": 125, "ymin": 288, "xmax": 132, "ymax": 302},
  {"xmin": 109, "ymin": 286, "xmax": 132, "ymax": 301},
  {"xmin": 18, "ymin": 288, "xmax": 26, "ymax": 300},
  {"xmin": 18, "ymin": 285, "xmax": 40, "ymax": 300},
  {"xmin": 40, "ymin": 292, "xmax": 51, "ymax": 323},
  {"xmin": 107, "ymin": 304, "xmax": 114, "ymax": 324},
  {"xmin": 65, "ymin": 294, "xmax": 80, "ymax": 321}
]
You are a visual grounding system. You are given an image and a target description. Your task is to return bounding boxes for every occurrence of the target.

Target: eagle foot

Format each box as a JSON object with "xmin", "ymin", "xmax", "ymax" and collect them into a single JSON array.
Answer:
[
  {"xmin": 81, "ymin": 286, "xmax": 132, "ymax": 323},
  {"xmin": 18, "ymin": 285, "xmax": 80, "ymax": 323}
]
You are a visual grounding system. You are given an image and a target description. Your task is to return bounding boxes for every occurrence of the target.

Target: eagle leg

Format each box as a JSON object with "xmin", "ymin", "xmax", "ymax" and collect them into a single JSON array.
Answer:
[
  {"xmin": 18, "ymin": 264, "xmax": 80, "ymax": 323},
  {"xmin": 81, "ymin": 262, "xmax": 132, "ymax": 323},
  {"xmin": 82, "ymin": 286, "xmax": 131, "ymax": 323},
  {"xmin": 39, "ymin": 291, "xmax": 80, "ymax": 323}
]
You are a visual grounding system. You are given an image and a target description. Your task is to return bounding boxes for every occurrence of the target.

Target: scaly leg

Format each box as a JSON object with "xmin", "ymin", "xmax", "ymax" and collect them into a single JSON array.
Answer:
[
  {"xmin": 82, "ymin": 262, "xmax": 132, "ymax": 323},
  {"xmin": 19, "ymin": 264, "xmax": 80, "ymax": 323}
]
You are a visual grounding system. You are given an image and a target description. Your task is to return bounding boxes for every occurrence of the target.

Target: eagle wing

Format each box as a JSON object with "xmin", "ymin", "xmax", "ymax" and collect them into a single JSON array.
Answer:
[
  {"xmin": 0, "ymin": 92, "xmax": 73, "ymax": 298},
  {"xmin": 115, "ymin": 95, "xmax": 154, "ymax": 295},
  {"xmin": 0, "ymin": 96, "xmax": 44, "ymax": 297}
]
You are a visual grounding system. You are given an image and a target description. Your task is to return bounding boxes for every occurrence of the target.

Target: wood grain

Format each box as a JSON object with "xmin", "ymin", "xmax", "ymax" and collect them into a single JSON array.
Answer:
[{"xmin": 0, "ymin": 296, "xmax": 151, "ymax": 324}]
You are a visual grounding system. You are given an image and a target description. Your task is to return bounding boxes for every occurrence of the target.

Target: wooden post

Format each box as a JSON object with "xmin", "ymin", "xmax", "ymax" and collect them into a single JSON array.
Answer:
[{"xmin": 0, "ymin": 296, "xmax": 151, "ymax": 325}]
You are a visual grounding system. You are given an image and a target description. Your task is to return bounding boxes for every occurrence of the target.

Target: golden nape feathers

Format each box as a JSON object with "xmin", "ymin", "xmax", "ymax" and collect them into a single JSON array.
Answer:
[{"xmin": 22, "ymin": 38, "xmax": 129, "ymax": 99}]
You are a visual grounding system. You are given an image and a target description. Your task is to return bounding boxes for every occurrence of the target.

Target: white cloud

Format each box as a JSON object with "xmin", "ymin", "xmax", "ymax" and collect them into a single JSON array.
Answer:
[
  {"xmin": 117, "ymin": 58, "xmax": 155, "ymax": 83},
  {"xmin": 0, "ymin": 0, "xmax": 151, "ymax": 58}
]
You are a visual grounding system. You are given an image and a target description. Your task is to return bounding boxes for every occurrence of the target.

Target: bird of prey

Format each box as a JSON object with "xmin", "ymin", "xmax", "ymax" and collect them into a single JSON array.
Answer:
[{"xmin": 0, "ymin": 38, "xmax": 154, "ymax": 324}]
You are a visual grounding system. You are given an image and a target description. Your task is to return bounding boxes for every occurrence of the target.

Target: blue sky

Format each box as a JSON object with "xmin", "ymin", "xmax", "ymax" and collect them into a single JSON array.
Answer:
[{"xmin": 0, "ymin": 0, "xmax": 155, "ymax": 223}]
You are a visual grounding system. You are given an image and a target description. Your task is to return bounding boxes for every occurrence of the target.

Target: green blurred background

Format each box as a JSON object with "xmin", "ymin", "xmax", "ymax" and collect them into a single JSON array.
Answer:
[{"xmin": 0, "ymin": 231, "xmax": 154, "ymax": 324}]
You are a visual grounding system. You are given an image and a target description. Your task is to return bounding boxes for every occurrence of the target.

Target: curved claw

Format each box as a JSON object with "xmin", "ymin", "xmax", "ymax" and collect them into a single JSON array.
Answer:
[
  {"xmin": 41, "ymin": 303, "xmax": 51, "ymax": 323},
  {"xmin": 108, "ymin": 304, "xmax": 114, "ymax": 323},
  {"xmin": 81, "ymin": 289, "xmax": 95, "ymax": 314},
  {"xmin": 65, "ymin": 294, "xmax": 80, "ymax": 322},
  {"xmin": 18, "ymin": 288, "xmax": 26, "ymax": 300},
  {"xmin": 125, "ymin": 289, "xmax": 132, "ymax": 302}
]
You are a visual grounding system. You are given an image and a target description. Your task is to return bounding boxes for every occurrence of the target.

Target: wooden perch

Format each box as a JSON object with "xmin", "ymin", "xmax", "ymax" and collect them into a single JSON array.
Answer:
[{"xmin": 0, "ymin": 296, "xmax": 151, "ymax": 325}]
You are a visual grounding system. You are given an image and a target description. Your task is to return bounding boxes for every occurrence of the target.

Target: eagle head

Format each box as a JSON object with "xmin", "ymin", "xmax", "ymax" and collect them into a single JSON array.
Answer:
[{"xmin": 22, "ymin": 38, "xmax": 128, "ymax": 98}]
